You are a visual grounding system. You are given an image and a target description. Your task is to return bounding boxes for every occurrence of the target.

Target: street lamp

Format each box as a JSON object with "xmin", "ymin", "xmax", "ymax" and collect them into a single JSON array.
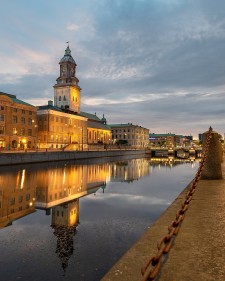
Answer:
[{"xmin": 81, "ymin": 127, "xmax": 83, "ymax": 151}]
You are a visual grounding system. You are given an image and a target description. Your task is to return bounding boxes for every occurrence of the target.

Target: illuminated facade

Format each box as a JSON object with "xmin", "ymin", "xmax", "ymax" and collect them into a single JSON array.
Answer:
[
  {"xmin": 0, "ymin": 168, "xmax": 36, "ymax": 228},
  {"xmin": 37, "ymin": 45, "xmax": 111, "ymax": 149},
  {"xmin": 110, "ymin": 123, "xmax": 149, "ymax": 148},
  {"xmin": 37, "ymin": 102, "xmax": 87, "ymax": 150},
  {"xmin": 35, "ymin": 162, "xmax": 110, "ymax": 209},
  {"xmin": 0, "ymin": 92, "xmax": 37, "ymax": 150},
  {"xmin": 80, "ymin": 112, "xmax": 112, "ymax": 146}
]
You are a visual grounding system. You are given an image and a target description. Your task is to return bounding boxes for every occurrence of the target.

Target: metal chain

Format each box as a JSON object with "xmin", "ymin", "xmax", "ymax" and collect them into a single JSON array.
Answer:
[{"xmin": 141, "ymin": 127, "xmax": 213, "ymax": 281}]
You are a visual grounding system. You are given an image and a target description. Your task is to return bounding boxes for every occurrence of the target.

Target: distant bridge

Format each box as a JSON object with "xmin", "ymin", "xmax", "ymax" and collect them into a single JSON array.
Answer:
[{"xmin": 150, "ymin": 146, "xmax": 202, "ymax": 158}]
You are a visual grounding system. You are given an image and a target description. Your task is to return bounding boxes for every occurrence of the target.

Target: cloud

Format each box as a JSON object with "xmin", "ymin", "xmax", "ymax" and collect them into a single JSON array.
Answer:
[
  {"xmin": 66, "ymin": 24, "xmax": 80, "ymax": 31},
  {"xmin": 1, "ymin": 0, "xmax": 225, "ymax": 138}
]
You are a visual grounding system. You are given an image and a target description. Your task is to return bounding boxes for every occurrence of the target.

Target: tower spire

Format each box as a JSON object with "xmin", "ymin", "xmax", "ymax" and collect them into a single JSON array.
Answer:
[
  {"xmin": 65, "ymin": 42, "xmax": 71, "ymax": 56},
  {"xmin": 54, "ymin": 45, "xmax": 81, "ymax": 113}
]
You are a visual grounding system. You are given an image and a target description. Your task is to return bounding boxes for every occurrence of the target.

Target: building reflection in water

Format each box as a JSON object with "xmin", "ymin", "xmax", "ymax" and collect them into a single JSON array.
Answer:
[
  {"xmin": 51, "ymin": 199, "xmax": 79, "ymax": 272},
  {"xmin": 0, "ymin": 168, "xmax": 36, "ymax": 229},
  {"xmin": 111, "ymin": 158, "xmax": 150, "ymax": 182},
  {"xmin": 0, "ymin": 158, "xmax": 154, "ymax": 270},
  {"xmin": 35, "ymin": 162, "xmax": 110, "ymax": 271}
]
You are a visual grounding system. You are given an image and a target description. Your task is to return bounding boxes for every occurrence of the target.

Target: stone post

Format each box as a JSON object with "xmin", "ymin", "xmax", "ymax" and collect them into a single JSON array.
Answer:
[{"xmin": 201, "ymin": 128, "xmax": 222, "ymax": 179}]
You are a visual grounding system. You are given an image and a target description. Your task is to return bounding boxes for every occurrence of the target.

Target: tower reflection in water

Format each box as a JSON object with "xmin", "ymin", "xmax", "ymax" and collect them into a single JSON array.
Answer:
[{"xmin": 0, "ymin": 158, "xmax": 152, "ymax": 271}]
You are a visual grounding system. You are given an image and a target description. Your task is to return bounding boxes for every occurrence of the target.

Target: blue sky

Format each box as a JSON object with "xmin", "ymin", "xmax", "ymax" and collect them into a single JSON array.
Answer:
[{"xmin": 1, "ymin": 0, "xmax": 225, "ymax": 138}]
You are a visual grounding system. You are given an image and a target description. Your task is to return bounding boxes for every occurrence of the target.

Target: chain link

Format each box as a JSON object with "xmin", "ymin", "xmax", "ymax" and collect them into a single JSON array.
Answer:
[{"xmin": 141, "ymin": 127, "xmax": 213, "ymax": 281}]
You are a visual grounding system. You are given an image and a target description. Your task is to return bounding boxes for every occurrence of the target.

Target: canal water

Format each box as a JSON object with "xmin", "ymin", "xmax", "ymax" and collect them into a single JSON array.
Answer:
[{"xmin": 0, "ymin": 156, "xmax": 198, "ymax": 281}]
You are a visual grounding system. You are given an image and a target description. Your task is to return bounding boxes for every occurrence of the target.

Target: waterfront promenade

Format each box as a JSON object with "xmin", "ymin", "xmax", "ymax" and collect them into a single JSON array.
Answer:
[
  {"xmin": 0, "ymin": 149, "xmax": 148, "ymax": 166},
  {"xmin": 102, "ymin": 155, "xmax": 225, "ymax": 281}
]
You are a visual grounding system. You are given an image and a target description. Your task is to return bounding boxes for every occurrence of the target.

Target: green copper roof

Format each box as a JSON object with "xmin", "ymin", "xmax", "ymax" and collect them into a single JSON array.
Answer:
[
  {"xmin": 60, "ymin": 45, "xmax": 76, "ymax": 64},
  {"xmin": 37, "ymin": 104, "xmax": 63, "ymax": 112},
  {"xmin": 80, "ymin": 111, "xmax": 101, "ymax": 122},
  {"xmin": 88, "ymin": 120, "xmax": 111, "ymax": 130},
  {"xmin": 150, "ymin": 133, "xmax": 176, "ymax": 137},
  {"xmin": 108, "ymin": 123, "xmax": 135, "ymax": 128},
  {"xmin": 0, "ymin": 92, "xmax": 35, "ymax": 107}
]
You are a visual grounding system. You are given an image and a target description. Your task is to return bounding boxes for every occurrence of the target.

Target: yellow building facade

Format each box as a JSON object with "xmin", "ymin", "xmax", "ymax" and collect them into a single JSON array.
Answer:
[
  {"xmin": 37, "ymin": 102, "xmax": 87, "ymax": 150},
  {"xmin": 0, "ymin": 92, "xmax": 37, "ymax": 150}
]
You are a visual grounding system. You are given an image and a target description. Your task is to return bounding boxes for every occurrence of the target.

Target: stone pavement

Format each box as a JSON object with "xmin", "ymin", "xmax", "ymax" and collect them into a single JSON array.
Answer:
[{"xmin": 102, "ymin": 157, "xmax": 225, "ymax": 281}]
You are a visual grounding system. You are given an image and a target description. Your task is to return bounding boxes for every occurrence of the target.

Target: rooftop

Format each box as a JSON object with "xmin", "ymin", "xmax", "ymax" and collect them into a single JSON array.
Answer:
[{"xmin": 0, "ymin": 91, "xmax": 35, "ymax": 107}]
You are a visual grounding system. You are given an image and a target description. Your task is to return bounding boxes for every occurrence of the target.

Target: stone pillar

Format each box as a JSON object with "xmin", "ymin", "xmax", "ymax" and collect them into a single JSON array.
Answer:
[{"xmin": 201, "ymin": 128, "xmax": 222, "ymax": 179}]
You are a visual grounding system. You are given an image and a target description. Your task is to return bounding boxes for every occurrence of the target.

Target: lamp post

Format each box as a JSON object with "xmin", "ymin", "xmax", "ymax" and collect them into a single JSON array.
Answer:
[{"xmin": 81, "ymin": 127, "xmax": 83, "ymax": 151}]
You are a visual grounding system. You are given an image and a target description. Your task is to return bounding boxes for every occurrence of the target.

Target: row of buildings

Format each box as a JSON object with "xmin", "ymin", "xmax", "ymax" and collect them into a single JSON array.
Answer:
[
  {"xmin": 0, "ymin": 45, "xmax": 149, "ymax": 150},
  {"xmin": 149, "ymin": 133, "xmax": 193, "ymax": 148},
  {"xmin": 0, "ymin": 45, "xmax": 195, "ymax": 151}
]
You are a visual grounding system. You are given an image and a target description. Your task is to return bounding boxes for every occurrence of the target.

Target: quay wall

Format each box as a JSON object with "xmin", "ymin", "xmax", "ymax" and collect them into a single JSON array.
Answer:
[{"xmin": 0, "ymin": 150, "xmax": 148, "ymax": 166}]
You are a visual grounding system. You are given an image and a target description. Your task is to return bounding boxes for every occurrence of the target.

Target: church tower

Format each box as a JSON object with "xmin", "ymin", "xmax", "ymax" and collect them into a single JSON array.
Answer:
[{"xmin": 54, "ymin": 44, "xmax": 81, "ymax": 113}]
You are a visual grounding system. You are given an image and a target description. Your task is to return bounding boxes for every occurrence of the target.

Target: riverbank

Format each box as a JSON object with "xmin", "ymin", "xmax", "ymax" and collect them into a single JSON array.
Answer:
[
  {"xmin": 0, "ymin": 149, "xmax": 149, "ymax": 166},
  {"xmin": 102, "ymin": 156, "xmax": 225, "ymax": 281}
]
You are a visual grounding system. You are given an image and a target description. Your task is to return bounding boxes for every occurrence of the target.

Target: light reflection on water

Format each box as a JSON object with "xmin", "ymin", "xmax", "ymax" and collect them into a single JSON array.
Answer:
[{"xmin": 0, "ymin": 156, "xmax": 198, "ymax": 281}]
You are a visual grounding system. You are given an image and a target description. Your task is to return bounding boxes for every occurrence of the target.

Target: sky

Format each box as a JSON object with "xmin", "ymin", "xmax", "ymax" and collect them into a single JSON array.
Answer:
[{"xmin": 1, "ymin": 0, "xmax": 225, "ymax": 138}]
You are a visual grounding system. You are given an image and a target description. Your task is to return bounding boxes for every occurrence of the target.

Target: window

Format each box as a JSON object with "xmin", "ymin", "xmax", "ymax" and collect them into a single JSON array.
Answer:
[
  {"xmin": 21, "ymin": 128, "xmax": 25, "ymax": 135},
  {"xmin": 0, "ymin": 127, "xmax": 4, "ymax": 134},
  {"xmin": 13, "ymin": 108, "xmax": 17, "ymax": 113},
  {"xmin": 21, "ymin": 117, "xmax": 25, "ymax": 124},
  {"xmin": 28, "ymin": 118, "xmax": 32, "ymax": 125},
  {"xmin": 22, "ymin": 110, "xmax": 25, "ymax": 114},
  {"xmin": 26, "ymin": 194, "xmax": 30, "ymax": 201},
  {"xmin": 0, "ymin": 115, "xmax": 4, "ymax": 122},
  {"xmin": 63, "ymin": 95, "xmax": 66, "ymax": 101},
  {"xmin": 18, "ymin": 196, "xmax": 23, "ymax": 203},
  {"xmin": 59, "ymin": 96, "xmax": 61, "ymax": 101},
  {"xmin": 51, "ymin": 116, "xmax": 54, "ymax": 121},
  {"xmin": 0, "ymin": 106, "xmax": 4, "ymax": 110},
  {"xmin": 56, "ymin": 117, "xmax": 58, "ymax": 122},
  {"xmin": 13, "ymin": 116, "xmax": 17, "ymax": 123},
  {"xmin": 10, "ymin": 198, "xmax": 15, "ymax": 205},
  {"xmin": 12, "ymin": 128, "xmax": 17, "ymax": 135},
  {"xmin": 29, "ymin": 111, "xmax": 32, "ymax": 115},
  {"xmin": 28, "ymin": 129, "xmax": 32, "ymax": 136}
]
